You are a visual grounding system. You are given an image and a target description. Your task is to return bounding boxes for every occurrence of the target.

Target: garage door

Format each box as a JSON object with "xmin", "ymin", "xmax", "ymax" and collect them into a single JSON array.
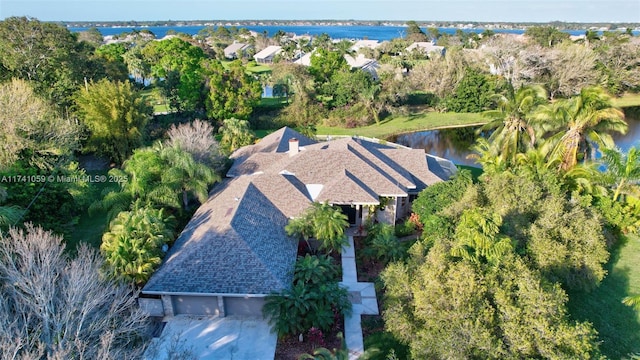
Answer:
[
  {"xmin": 224, "ymin": 297, "xmax": 265, "ymax": 317},
  {"xmin": 172, "ymin": 295, "xmax": 220, "ymax": 316}
]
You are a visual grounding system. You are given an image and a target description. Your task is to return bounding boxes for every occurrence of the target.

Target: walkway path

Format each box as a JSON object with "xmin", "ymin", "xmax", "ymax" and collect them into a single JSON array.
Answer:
[{"xmin": 340, "ymin": 234, "xmax": 379, "ymax": 360}]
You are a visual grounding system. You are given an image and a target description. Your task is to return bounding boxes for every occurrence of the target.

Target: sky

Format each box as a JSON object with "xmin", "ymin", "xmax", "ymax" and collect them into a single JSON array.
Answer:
[{"xmin": 1, "ymin": 0, "xmax": 639, "ymax": 23}]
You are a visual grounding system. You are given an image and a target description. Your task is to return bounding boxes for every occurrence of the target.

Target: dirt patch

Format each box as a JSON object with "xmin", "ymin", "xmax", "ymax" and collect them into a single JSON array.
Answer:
[
  {"xmin": 274, "ymin": 317, "xmax": 345, "ymax": 360},
  {"xmin": 353, "ymin": 236, "xmax": 386, "ymax": 283}
]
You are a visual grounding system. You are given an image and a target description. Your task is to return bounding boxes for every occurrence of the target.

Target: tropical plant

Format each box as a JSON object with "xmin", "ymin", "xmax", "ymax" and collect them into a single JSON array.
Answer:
[
  {"xmin": 481, "ymin": 84, "xmax": 547, "ymax": 165},
  {"xmin": 0, "ymin": 186, "xmax": 22, "ymax": 229},
  {"xmin": 263, "ymin": 280, "xmax": 351, "ymax": 338},
  {"xmin": 100, "ymin": 206, "xmax": 176, "ymax": 284},
  {"xmin": 364, "ymin": 223, "xmax": 406, "ymax": 264},
  {"xmin": 218, "ymin": 118, "xmax": 256, "ymax": 154},
  {"xmin": 204, "ymin": 59, "xmax": 262, "ymax": 120},
  {"xmin": 159, "ymin": 145, "xmax": 220, "ymax": 210},
  {"xmin": 74, "ymin": 78, "xmax": 152, "ymax": 164},
  {"xmin": 298, "ymin": 332, "xmax": 349, "ymax": 360},
  {"xmin": 293, "ymin": 254, "xmax": 340, "ymax": 286},
  {"xmin": 310, "ymin": 202, "xmax": 349, "ymax": 254},
  {"xmin": 535, "ymin": 86, "xmax": 627, "ymax": 170},
  {"xmin": 451, "ymin": 208, "xmax": 513, "ymax": 265},
  {"xmin": 600, "ymin": 146, "xmax": 640, "ymax": 201}
]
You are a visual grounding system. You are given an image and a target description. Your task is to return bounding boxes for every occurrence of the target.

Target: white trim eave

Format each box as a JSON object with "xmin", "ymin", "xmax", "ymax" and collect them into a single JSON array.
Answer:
[{"xmin": 141, "ymin": 291, "xmax": 268, "ymax": 298}]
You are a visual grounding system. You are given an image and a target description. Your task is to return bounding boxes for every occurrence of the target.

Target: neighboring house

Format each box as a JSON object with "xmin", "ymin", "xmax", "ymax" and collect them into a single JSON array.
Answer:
[
  {"xmin": 294, "ymin": 51, "xmax": 379, "ymax": 80},
  {"xmin": 141, "ymin": 127, "xmax": 455, "ymax": 317},
  {"xmin": 223, "ymin": 42, "xmax": 253, "ymax": 59},
  {"xmin": 344, "ymin": 53, "xmax": 380, "ymax": 80},
  {"xmin": 253, "ymin": 45, "xmax": 282, "ymax": 64},
  {"xmin": 350, "ymin": 39, "xmax": 381, "ymax": 52},
  {"xmin": 406, "ymin": 41, "xmax": 446, "ymax": 57}
]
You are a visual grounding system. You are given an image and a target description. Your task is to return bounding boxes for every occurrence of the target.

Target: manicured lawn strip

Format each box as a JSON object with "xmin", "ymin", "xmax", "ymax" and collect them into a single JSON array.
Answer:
[
  {"xmin": 614, "ymin": 93, "xmax": 640, "ymax": 108},
  {"xmin": 316, "ymin": 112, "xmax": 486, "ymax": 139},
  {"xmin": 567, "ymin": 235, "xmax": 640, "ymax": 358}
]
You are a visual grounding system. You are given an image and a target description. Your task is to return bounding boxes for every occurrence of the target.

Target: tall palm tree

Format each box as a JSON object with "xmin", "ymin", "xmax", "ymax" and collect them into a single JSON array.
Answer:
[
  {"xmin": 218, "ymin": 118, "xmax": 256, "ymax": 154},
  {"xmin": 600, "ymin": 146, "xmax": 640, "ymax": 201},
  {"xmin": 535, "ymin": 87, "xmax": 627, "ymax": 171},
  {"xmin": 481, "ymin": 84, "xmax": 547, "ymax": 166},
  {"xmin": 159, "ymin": 145, "xmax": 220, "ymax": 210}
]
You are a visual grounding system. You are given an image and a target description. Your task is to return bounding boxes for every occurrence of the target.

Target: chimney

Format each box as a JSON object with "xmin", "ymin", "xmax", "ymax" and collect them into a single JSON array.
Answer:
[{"xmin": 289, "ymin": 138, "xmax": 299, "ymax": 156}]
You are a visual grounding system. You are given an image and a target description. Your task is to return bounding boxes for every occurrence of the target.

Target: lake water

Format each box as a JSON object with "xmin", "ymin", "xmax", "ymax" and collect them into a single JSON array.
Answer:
[
  {"xmin": 69, "ymin": 25, "xmax": 604, "ymax": 41},
  {"xmin": 393, "ymin": 112, "xmax": 640, "ymax": 167}
]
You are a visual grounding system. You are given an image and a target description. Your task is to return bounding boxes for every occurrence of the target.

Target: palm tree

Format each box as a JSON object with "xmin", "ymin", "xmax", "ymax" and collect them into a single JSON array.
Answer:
[
  {"xmin": 218, "ymin": 118, "xmax": 256, "ymax": 154},
  {"xmin": 159, "ymin": 145, "xmax": 220, "ymax": 210},
  {"xmin": 535, "ymin": 87, "xmax": 627, "ymax": 171},
  {"xmin": 600, "ymin": 146, "xmax": 640, "ymax": 202},
  {"xmin": 0, "ymin": 186, "xmax": 22, "ymax": 228},
  {"xmin": 468, "ymin": 138, "xmax": 507, "ymax": 175},
  {"xmin": 623, "ymin": 294, "xmax": 640, "ymax": 309},
  {"xmin": 481, "ymin": 85, "xmax": 547, "ymax": 166},
  {"xmin": 100, "ymin": 206, "xmax": 176, "ymax": 284},
  {"xmin": 451, "ymin": 208, "xmax": 513, "ymax": 265},
  {"xmin": 310, "ymin": 202, "xmax": 349, "ymax": 254}
]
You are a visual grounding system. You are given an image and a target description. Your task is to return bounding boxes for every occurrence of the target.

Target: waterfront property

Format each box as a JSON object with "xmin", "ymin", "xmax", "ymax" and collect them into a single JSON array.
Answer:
[{"xmin": 140, "ymin": 127, "xmax": 455, "ymax": 318}]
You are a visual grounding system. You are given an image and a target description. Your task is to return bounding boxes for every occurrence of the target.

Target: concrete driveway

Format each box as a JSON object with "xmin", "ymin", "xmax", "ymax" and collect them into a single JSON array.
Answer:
[{"xmin": 144, "ymin": 316, "xmax": 277, "ymax": 360}]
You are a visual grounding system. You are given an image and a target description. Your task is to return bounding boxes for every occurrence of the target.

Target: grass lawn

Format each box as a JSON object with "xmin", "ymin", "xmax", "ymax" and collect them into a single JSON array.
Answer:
[
  {"xmin": 66, "ymin": 171, "xmax": 118, "ymax": 252},
  {"xmin": 568, "ymin": 235, "xmax": 640, "ymax": 358},
  {"xmin": 140, "ymin": 88, "xmax": 171, "ymax": 114},
  {"xmin": 316, "ymin": 111, "xmax": 486, "ymax": 139},
  {"xmin": 613, "ymin": 93, "xmax": 640, "ymax": 108}
]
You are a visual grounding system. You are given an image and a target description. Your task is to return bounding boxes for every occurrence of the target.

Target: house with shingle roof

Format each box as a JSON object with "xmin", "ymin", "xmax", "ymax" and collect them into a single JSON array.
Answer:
[
  {"xmin": 140, "ymin": 127, "xmax": 455, "ymax": 317},
  {"xmin": 406, "ymin": 41, "xmax": 446, "ymax": 57},
  {"xmin": 223, "ymin": 42, "xmax": 253, "ymax": 59}
]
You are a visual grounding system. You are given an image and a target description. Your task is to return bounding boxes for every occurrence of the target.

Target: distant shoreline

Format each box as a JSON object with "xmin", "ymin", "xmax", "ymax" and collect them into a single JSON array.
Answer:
[{"xmin": 60, "ymin": 20, "xmax": 640, "ymax": 31}]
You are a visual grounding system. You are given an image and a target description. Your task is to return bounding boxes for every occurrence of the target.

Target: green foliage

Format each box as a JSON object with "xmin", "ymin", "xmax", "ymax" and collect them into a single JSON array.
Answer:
[
  {"xmin": 309, "ymin": 48, "xmax": 349, "ymax": 85},
  {"xmin": 327, "ymin": 69, "xmax": 375, "ymax": 108},
  {"xmin": 91, "ymin": 144, "xmax": 218, "ymax": 221},
  {"xmin": 600, "ymin": 146, "xmax": 640, "ymax": 201},
  {"xmin": 0, "ymin": 17, "xmax": 93, "ymax": 108},
  {"xmin": 298, "ymin": 332, "xmax": 349, "ymax": 360},
  {"xmin": 293, "ymin": 254, "xmax": 340, "ymax": 286},
  {"xmin": 393, "ymin": 219, "xmax": 416, "ymax": 237},
  {"xmin": 101, "ymin": 206, "xmax": 176, "ymax": 284},
  {"xmin": 0, "ymin": 186, "xmax": 22, "ymax": 230},
  {"xmin": 404, "ymin": 21, "xmax": 429, "ymax": 43},
  {"xmin": 411, "ymin": 169, "xmax": 472, "ymax": 222},
  {"xmin": 0, "ymin": 78, "xmax": 81, "ymax": 170},
  {"xmin": 74, "ymin": 79, "xmax": 152, "ymax": 164},
  {"xmin": 143, "ymin": 37, "xmax": 206, "ymax": 111},
  {"xmin": 204, "ymin": 60, "xmax": 262, "ymax": 120},
  {"xmin": 382, "ymin": 243, "xmax": 601, "ymax": 359},
  {"xmin": 525, "ymin": 26, "xmax": 571, "ymax": 47},
  {"xmin": 364, "ymin": 223, "xmax": 406, "ymax": 264},
  {"xmin": 293, "ymin": 202, "xmax": 349, "ymax": 254},
  {"xmin": 218, "ymin": 118, "xmax": 256, "ymax": 154},
  {"xmin": 444, "ymin": 68, "xmax": 498, "ymax": 113},
  {"xmin": 263, "ymin": 256, "xmax": 351, "ymax": 338},
  {"xmin": 535, "ymin": 86, "xmax": 627, "ymax": 171},
  {"xmin": 1, "ymin": 165, "xmax": 80, "ymax": 235}
]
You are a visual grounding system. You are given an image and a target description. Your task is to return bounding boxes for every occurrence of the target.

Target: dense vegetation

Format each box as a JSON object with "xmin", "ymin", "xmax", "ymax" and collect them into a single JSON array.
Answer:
[{"xmin": 0, "ymin": 15, "xmax": 639, "ymax": 358}]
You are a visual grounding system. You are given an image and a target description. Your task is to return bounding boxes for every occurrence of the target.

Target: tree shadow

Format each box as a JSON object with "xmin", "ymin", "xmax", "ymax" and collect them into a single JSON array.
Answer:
[{"xmin": 567, "ymin": 236, "xmax": 640, "ymax": 358}]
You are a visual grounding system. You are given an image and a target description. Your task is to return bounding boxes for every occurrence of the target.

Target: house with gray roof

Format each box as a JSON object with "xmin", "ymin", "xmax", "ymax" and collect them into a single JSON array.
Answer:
[
  {"xmin": 406, "ymin": 41, "xmax": 446, "ymax": 57},
  {"xmin": 223, "ymin": 42, "xmax": 253, "ymax": 59},
  {"xmin": 141, "ymin": 127, "xmax": 455, "ymax": 317},
  {"xmin": 253, "ymin": 45, "xmax": 282, "ymax": 64}
]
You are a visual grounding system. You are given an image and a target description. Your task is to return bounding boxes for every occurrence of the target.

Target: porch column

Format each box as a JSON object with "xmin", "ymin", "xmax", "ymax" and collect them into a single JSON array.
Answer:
[
  {"xmin": 355, "ymin": 205, "xmax": 362, "ymax": 227},
  {"xmin": 217, "ymin": 296, "xmax": 225, "ymax": 317},
  {"xmin": 160, "ymin": 295, "xmax": 174, "ymax": 317}
]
